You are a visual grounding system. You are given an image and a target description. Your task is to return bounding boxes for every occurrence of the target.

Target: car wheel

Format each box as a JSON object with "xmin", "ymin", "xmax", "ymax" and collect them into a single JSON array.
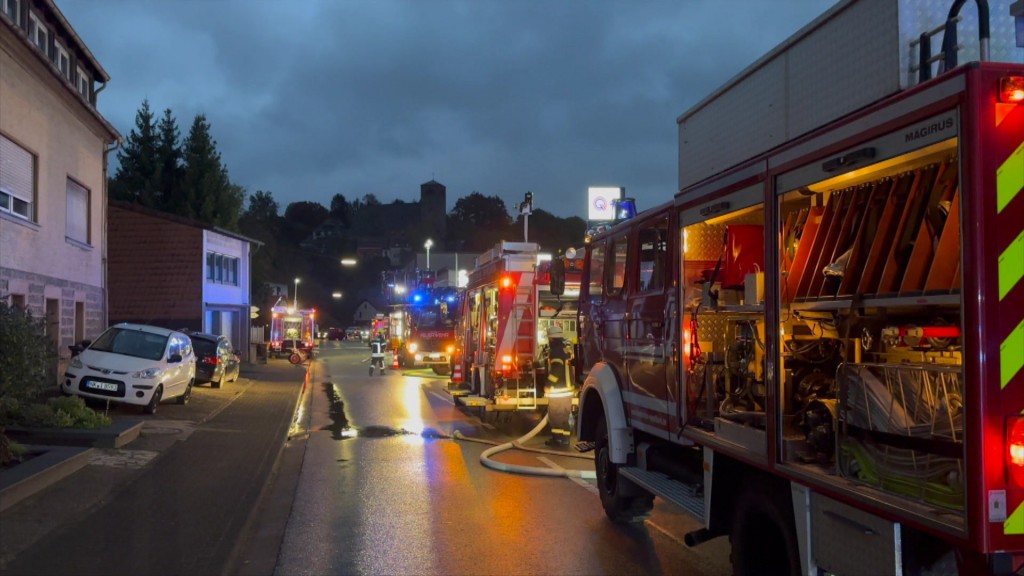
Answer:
[
  {"xmin": 143, "ymin": 385, "xmax": 163, "ymax": 415},
  {"xmin": 212, "ymin": 371, "xmax": 223, "ymax": 389},
  {"xmin": 177, "ymin": 379, "xmax": 193, "ymax": 405}
]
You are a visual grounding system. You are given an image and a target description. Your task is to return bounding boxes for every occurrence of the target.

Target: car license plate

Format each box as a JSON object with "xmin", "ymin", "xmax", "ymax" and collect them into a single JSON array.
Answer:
[
  {"xmin": 429, "ymin": 354, "xmax": 441, "ymax": 360},
  {"xmin": 85, "ymin": 380, "xmax": 118, "ymax": 392}
]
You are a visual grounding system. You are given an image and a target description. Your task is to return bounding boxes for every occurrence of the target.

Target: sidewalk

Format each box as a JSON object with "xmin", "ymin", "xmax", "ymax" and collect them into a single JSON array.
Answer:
[{"xmin": 0, "ymin": 360, "xmax": 305, "ymax": 574}]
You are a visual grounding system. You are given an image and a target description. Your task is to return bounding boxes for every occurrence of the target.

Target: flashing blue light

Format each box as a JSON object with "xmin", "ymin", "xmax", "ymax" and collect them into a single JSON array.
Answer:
[
  {"xmin": 412, "ymin": 293, "xmax": 423, "ymax": 303},
  {"xmin": 446, "ymin": 295, "xmax": 455, "ymax": 303}
]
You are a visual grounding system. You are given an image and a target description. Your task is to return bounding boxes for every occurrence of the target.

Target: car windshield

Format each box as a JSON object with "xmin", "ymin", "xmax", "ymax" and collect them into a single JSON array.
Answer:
[
  {"xmin": 89, "ymin": 328, "xmax": 169, "ymax": 361},
  {"xmin": 192, "ymin": 338, "xmax": 218, "ymax": 356}
]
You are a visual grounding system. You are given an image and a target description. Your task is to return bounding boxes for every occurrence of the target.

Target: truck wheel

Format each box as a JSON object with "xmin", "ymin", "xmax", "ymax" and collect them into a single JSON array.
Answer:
[
  {"xmin": 595, "ymin": 418, "xmax": 653, "ymax": 523},
  {"xmin": 730, "ymin": 481, "xmax": 801, "ymax": 576},
  {"xmin": 432, "ymin": 365, "xmax": 451, "ymax": 376}
]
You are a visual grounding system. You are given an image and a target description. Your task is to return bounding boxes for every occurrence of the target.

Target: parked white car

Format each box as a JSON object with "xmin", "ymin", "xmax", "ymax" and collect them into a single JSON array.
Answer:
[{"xmin": 63, "ymin": 323, "xmax": 196, "ymax": 414}]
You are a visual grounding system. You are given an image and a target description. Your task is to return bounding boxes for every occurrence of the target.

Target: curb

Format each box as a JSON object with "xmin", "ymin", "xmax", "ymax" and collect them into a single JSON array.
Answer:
[
  {"xmin": 4, "ymin": 419, "xmax": 144, "ymax": 449},
  {"xmin": 0, "ymin": 445, "xmax": 95, "ymax": 513}
]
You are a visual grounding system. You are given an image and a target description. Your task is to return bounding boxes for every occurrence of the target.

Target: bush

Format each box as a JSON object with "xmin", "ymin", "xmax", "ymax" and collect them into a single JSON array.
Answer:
[
  {"xmin": 0, "ymin": 302, "xmax": 109, "ymax": 465},
  {"xmin": 0, "ymin": 396, "xmax": 111, "ymax": 430},
  {"xmin": 0, "ymin": 301, "xmax": 55, "ymax": 412}
]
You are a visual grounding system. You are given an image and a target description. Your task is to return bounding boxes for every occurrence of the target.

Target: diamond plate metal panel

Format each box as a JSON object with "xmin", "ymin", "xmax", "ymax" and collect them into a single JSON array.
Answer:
[{"xmin": 811, "ymin": 491, "xmax": 902, "ymax": 575}]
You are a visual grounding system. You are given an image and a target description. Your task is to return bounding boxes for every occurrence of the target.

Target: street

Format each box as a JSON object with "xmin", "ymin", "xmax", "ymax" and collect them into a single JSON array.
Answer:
[
  {"xmin": 1, "ymin": 341, "xmax": 731, "ymax": 576},
  {"xmin": 242, "ymin": 341, "xmax": 732, "ymax": 576}
]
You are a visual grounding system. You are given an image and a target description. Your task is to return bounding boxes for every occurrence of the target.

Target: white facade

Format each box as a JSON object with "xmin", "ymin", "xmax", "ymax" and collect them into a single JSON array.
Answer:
[
  {"xmin": 202, "ymin": 229, "xmax": 252, "ymax": 356},
  {"xmin": 0, "ymin": 1, "xmax": 118, "ymax": 381}
]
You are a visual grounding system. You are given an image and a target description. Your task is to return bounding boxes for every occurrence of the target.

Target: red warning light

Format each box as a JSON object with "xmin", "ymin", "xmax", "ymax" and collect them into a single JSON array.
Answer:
[{"xmin": 999, "ymin": 76, "xmax": 1024, "ymax": 104}]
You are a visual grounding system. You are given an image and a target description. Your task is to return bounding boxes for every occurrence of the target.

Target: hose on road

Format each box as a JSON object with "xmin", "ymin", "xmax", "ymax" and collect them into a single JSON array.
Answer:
[{"xmin": 452, "ymin": 415, "xmax": 596, "ymax": 479}]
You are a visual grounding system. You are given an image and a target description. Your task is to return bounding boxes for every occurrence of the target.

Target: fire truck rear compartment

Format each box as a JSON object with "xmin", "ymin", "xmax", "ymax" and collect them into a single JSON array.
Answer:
[{"xmin": 682, "ymin": 137, "xmax": 966, "ymax": 532}]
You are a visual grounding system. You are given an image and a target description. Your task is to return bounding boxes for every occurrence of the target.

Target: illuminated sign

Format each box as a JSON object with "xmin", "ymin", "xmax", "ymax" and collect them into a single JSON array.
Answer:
[{"xmin": 588, "ymin": 186, "xmax": 623, "ymax": 221}]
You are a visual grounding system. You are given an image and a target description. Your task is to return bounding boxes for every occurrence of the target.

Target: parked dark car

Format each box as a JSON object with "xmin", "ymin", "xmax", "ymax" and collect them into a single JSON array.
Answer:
[
  {"xmin": 327, "ymin": 327, "xmax": 345, "ymax": 341},
  {"xmin": 188, "ymin": 332, "xmax": 240, "ymax": 388}
]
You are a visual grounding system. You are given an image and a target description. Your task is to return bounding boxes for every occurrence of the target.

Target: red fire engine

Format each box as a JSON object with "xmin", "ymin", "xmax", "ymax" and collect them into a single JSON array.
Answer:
[
  {"xmin": 452, "ymin": 241, "xmax": 582, "ymax": 410},
  {"xmin": 568, "ymin": 1, "xmax": 1024, "ymax": 574},
  {"xmin": 269, "ymin": 305, "xmax": 316, "ymax": 359}
]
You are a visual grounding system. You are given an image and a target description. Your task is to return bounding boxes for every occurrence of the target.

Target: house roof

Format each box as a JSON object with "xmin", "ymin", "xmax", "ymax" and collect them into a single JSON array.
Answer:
[{"xmin": 109, "ymin": 200, "xmax": 263, "ymax": 247}]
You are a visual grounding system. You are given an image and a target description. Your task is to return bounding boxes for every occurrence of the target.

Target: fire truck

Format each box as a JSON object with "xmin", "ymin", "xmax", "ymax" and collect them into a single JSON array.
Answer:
[
  {"xmin": 269, "ymin": 305, "xmax": 316, "ymax": 359},
  {"xmin": 394, "ymin": 286, "xmax": 461, "ymax": 375},
  {"xmin": 567, "ymin": 1, "xmax": 1024, "ymax": 574},
  {"xmin": 452, "ymin": 241, "xmax": 583, "ymax": 410}
]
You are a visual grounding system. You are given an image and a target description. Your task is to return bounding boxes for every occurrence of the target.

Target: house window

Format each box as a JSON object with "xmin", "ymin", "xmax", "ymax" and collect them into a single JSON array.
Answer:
[
  {"xmin": 28, "ymin": 11, "xmax": 47, "ymax": 54},
  {"xmin": 76, "ymin": 66, "xmax": 90, "ymax": 99},
  {"xmin": 2, "ymin": 0, "xmax": 19, "ymax": 23},
  {"xmin": 206, "ymin": 251, "xmax": 240, "ymax": 286},
  {"xmin": 54, "ymin": 40, "xmax": 70, "ymax": 80},
  {"xmin": 66, "ymin": 178, "xmax": 89, "ymax": 244},
  {"xmin": 0, "ymin": 134, "xmax": 36, "ymax": 222}
]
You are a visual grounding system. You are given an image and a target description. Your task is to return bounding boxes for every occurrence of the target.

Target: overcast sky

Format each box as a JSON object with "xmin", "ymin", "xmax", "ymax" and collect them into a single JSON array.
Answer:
[{"xmin": 59, "ymin": 0, "xmax": 838, "ymax": 218}]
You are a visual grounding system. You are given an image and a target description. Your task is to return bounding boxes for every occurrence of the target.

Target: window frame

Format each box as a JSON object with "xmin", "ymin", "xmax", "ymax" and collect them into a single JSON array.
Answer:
[
  {"xmin": 637, "ymin": 217, "xmax": 669, "ymax": 293},
  {"xmin": 606, "ymin": 234, "xmax": 630, "ymax": 298},
  {"xmin": 2, "ymin": 0, "xmax": 19, "ymax": 23},
  {"xmin": 28, "ymin": 10, "xmax": 47, "ymax": 54},
  {"xmin": 0, "ymin": 134, "xmax": 37, "ymax": 222},
  {"xmin": 205, "ymin": 251, "xmax": 241, "ymax": 287},
  {"xmin": 66, "ymin": 177, "xmax": 90, "ymax": 244},
  {"xmin": 54, "ymin": 39, "xmax": 70, "ymax": 80},
  {"xmin": 76, "ymin": 65, "xmax": 90, "ymax": 99}
]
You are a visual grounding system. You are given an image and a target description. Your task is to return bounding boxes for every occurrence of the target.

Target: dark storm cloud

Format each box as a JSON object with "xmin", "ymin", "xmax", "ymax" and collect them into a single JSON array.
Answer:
[{"xmin": 59, "ymin": 0, "xmax": 836, "ymax": 217}]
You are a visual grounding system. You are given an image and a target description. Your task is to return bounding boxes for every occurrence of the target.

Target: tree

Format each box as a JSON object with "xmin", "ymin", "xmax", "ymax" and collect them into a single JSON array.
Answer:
[
  {"xmin": 329, "ymin": 193, "xmax": 351, "ymax": 228},
  {"xmin": 447, "ymin": 192, "xmax": 512, "ymax": 252},
  {"xmin": 110, "ymin": 99, "xmax": 159, "ymax": 205},
  {"xmin": 247, "ymin": 190, "xmax": 280, "ymax": 222},
  {"xmin": 513, "ymin": 209, "xmax": 587, "ymax": 252},
  {"xmin": 180, "ymin": 114, "xmax": 242, "ymax": 230},
  {"xmin": 282, "ymin": 201, "xmax": 329, "ymax": 244},
  {"xmin": 154, "ymin": 108, "xmax": 182, "ymax": 213}
]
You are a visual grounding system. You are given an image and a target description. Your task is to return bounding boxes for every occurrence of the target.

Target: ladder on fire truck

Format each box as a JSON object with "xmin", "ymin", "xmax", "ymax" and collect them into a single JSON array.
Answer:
[{"xmin": 511, "ymin": 284, "xmax": 537, "ymax": 410}]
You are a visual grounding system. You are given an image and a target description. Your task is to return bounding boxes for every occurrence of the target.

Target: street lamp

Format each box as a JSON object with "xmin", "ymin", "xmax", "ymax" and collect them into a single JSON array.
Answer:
[
  {"xmin": 293, "ymin": 277, "xmax": 300, "ymax": 309},
  {"xmin": 424, "ymin": 239, "xmax": 433, "ymax": 270},
  {"xmin": 340, "ymin": 258, "xmax": 357, "ymax": 267}
]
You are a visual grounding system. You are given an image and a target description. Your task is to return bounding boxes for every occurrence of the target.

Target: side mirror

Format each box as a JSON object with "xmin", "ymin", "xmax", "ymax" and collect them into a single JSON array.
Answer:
[
  {"xmin": 550, "ymin": 257, "xmax": 566, "ymax": 296},
  {"xmin": 168, "ymin": 353, "xmax": 183, "ymax": 363}
]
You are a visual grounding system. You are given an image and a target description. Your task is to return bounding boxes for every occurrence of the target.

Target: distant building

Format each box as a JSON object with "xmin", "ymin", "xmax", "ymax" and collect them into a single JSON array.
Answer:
[
  {"xmin": 0, "ymin": 0, "xmax": 120, "ymax": 379},
  {"xmin": 106, "ymin": 201, "xmax": 260, "ymax": 360},
  {"xmin": 352, "ymin": 299, "xmax": 384, "ymax": 325}
]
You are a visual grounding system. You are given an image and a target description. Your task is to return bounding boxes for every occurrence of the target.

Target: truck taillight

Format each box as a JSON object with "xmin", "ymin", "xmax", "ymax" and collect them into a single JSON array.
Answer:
[
  {"xmin": 501, "ymin": 276, "xmax": 514, "ymax": 290},
  {"xmin": 501, "ymin": 354, "xmax": 513, "ymax": 374},
  {"xmin": 1009, "ymin": 417, "xmax": 1024, "ymax": 488},
  {"xmin": 999, "ymin": 76, "xmax": 1024, "ymax": 104}
]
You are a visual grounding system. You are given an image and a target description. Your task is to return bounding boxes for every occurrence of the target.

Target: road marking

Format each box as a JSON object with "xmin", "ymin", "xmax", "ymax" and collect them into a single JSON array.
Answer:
[{"xmin": 538, "ymin": 456, "xmax": 598, "ymax": 494}]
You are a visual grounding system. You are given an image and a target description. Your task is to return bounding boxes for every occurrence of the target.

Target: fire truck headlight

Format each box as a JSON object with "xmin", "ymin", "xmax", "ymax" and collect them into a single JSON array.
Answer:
[{"xmin": 408, "ymin": 342, "xmax": 418, "ymax": 353}]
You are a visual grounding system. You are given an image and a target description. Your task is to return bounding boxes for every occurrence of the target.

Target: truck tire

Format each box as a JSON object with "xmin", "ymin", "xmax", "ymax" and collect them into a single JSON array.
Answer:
[
  {"xmin": 432, "ymin": 365, "xmax": 451, "ymax": 376},
  {"xmin": 595, "ymin": 418, "xmax": 654, "ymax": 523},
  {"xmin": 730, "ymin": 481, "xmax": 801, "ymax": 576}
]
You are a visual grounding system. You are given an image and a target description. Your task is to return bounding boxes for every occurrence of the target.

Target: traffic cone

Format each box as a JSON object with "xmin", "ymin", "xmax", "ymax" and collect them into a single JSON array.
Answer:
[
  {"xmin": 452, "ymin": 361, "xmax": 463, "ymax": 384},
  {"xmin": 392, "ymin": 351, "xmax": 400, "ymax": 370}
]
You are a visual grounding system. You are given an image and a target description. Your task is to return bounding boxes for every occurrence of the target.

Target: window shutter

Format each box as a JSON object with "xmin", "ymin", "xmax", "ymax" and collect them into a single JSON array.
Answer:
[
  {"xmin": 0, "ymin": 135, "xmax": 34, "ymax": 202},
  {"xmin": 66, "ymin": 179, "xmax": 88, "ymax": 243}
]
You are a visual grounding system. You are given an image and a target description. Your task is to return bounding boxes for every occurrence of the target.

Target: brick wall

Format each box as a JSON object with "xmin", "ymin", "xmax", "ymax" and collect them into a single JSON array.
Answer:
[{"xmin": 108, "ymin": 204, "xmax": 203, "ymax": 328}]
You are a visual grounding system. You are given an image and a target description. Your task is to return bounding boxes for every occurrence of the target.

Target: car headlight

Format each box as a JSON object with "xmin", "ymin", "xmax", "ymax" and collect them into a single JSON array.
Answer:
[
  {"xmin": 408, "ymin": 342, "xmax": 418, "ymax": 353},
  {"xmin": 133, "ymin": 367, "xmax": 162, "ymax": 379},
  {"xmin": 70, "ymin": 356, "xmax": 83, "ymax": 369}
]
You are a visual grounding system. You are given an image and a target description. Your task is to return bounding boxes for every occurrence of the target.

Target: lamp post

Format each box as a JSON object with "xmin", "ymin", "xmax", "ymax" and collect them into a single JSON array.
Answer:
[
  {"xmin": 424, "ymin": 239, "xmax": 433, "ymax": 270},
  {"xmin": 293, "ymin": 277, "xmax": 300, "ymax": 309}
]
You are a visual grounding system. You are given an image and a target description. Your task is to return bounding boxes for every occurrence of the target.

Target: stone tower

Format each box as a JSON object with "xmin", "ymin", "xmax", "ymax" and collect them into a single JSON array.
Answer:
[{"xmin": 420, "ymin": 180, "xmax": 447, "ymax": 243}]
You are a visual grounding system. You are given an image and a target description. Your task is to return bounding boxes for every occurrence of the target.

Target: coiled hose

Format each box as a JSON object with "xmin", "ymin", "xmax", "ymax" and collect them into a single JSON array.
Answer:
[{"xmin": 452, "ymin": 414, "xmax": 596, "ymax": 479}]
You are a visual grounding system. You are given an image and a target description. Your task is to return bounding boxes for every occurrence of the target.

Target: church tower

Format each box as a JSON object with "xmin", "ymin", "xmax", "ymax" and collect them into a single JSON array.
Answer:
[{"xmin": 420, "ymin": 180, "xmax": 447, "ymax": 243}]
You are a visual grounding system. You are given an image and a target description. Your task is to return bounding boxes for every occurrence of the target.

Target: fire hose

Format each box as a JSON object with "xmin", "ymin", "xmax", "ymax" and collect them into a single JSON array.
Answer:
[{"xmin": 451, "ymin": 415, "xmax": 596, "ymax": 479}]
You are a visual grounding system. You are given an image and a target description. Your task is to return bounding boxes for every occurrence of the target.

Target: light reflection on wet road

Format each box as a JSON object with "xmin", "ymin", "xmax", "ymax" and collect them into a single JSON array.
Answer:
[{"xmin": 274, "ymin": 343, "xmax": 730, "ymax": 576}]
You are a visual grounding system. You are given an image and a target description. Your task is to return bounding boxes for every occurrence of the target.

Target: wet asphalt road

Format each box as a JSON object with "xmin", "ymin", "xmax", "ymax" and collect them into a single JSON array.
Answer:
[{"xmin": 268, "ymin": 342, "xmax": 732, "ymax": 576}]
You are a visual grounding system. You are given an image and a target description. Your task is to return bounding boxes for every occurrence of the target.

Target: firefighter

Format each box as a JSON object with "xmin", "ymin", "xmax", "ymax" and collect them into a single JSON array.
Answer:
[
  {"xmin": 545, "ymin": 324, "xmax": 572, "ymax": 391},
  {"xmin": 369, "ymin": 333, "xmax": 387, "ymax": 376},
  {"xmin": 544, "ymin": 323, "xmax": 573, "ymax": 446}
]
